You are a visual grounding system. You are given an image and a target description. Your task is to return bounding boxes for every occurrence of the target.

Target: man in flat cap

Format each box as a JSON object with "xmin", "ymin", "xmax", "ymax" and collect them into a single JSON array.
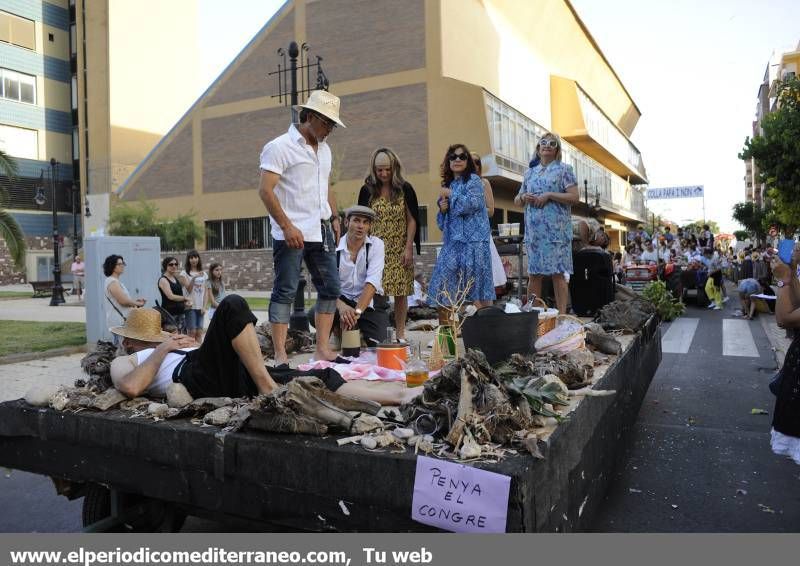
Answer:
[
  {"xmin": 258, "ymin": 90, "xmax": 346, "ymax": 366},
  {"xmin": 309, "ymin": 205, "xmax": 388, "ymax": 347}
]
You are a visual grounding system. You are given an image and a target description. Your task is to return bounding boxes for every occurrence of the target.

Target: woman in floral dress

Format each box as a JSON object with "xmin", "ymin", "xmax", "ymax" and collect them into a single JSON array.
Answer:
[
  {"xmin": 427, "ymin": 144, "xmax": 493, "ymax": 308},
  {"xmin": 358, "ymin": 148, "xmax": 420, "ymax": 342},
  {"xmin": 514, "ymin": 133, "xmax": 579, "ymax": 314}
]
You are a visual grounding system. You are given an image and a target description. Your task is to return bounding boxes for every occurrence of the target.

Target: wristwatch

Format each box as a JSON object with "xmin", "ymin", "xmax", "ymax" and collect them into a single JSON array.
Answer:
[
  {"xmin": 354, "ymin": 308, "xmax": 363, "ymax": 316},
  {"xmin": 777, "ymin": 280, "xmax": 789, "ymax": 288}
]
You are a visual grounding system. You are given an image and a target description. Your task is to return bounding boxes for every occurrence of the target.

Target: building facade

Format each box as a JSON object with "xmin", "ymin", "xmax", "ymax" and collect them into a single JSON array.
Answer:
[
  {"xmin": 0, "ymin": 0, "xmax": 78, "ymax": 283},
  {"xmin": 116, "ymin": 0, "xmax": 649, "ymax": 259},
  {"xmin": 747, "ymin": 42, "xmax": 800, "ymax": 209}
]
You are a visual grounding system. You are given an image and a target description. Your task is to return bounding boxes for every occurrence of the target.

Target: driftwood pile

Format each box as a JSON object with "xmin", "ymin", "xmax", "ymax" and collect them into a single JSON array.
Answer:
[
  {"xmin": 599, "ymin": 297, "xmax": 655, "ymax": 333},
  {"xmin": 399, "ymin": 350, "xmax": 614, "ymax": 460},
  {"xmin": 75, "ymin": 341, "xmax": 118, "ymax": 392}
]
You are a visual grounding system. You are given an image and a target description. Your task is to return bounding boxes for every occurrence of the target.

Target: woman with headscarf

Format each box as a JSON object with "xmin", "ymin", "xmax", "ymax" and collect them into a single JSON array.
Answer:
[{"xmin": 358, "ymin": 148, "xmax": 420, "ymax": 342}]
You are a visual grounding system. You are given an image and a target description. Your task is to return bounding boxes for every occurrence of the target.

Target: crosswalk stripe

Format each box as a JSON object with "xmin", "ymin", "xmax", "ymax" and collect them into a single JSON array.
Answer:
[
  {"xmin": 722, "ymin": 319, "xmax": 759, "ymax": 357},
  {"xmin": 661, "ymin": 318, "xmax": 700, "ymax": 354}
]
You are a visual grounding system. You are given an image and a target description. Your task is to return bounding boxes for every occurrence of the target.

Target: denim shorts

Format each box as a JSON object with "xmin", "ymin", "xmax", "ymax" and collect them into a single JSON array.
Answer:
[
  {"xmin": 269, "ymin": 222, "xmax": 340, "ymax": 324},
  {"xmin": 185, "ymin": 308, "xmax": 204, "ymax": 331}
]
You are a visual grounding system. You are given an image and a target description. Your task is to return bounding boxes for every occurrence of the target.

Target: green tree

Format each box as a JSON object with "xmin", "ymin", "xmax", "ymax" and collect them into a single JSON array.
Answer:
[
  {"xmin": 733, "ymin": 230, "xmax": 750, "ymax": 242},
  {"xmin": 731, "ymin": 201, "xmax": 768, "ymax": 242},
  {"xmin": 681, "ymin": 219, "xmax": 719, "ymax": 235},
  {"xmin": 741, "ymin": 77, "xmax": 800, "ymax": 233},
  {"xmin": 109, "ymin": 198, "xmax": 203, "ymax": 251},
  {"xmin": 0, "ymin": 150, "xmax": 25, "ymax": 269}
]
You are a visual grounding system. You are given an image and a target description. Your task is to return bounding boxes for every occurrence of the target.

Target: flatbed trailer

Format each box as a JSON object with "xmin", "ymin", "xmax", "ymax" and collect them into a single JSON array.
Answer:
[{"xmin": 0, "ymin": 318, "xmax": 661, "ymax": 533}]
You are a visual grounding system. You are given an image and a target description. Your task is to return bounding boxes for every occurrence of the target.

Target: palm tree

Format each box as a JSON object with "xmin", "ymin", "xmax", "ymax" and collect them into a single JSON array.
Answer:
[{"xmin": 0, "ymin": 150, "xmax": 26, "ymax": 269}]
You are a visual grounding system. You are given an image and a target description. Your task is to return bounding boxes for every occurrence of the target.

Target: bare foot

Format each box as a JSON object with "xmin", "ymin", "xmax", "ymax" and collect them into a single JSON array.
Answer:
[{"xmin": 315, "ymin": 348, "xmax": 339, "ymax": 362}]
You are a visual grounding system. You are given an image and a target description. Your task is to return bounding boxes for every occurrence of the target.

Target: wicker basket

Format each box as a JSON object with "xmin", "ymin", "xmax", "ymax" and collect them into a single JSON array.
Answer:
[{"xmin": 531, "ymin": 297, "xmax": 558, "ymax": 337}]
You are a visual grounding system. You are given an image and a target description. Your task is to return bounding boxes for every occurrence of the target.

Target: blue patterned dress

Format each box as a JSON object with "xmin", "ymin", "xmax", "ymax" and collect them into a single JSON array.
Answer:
[
  {"xmin": 428, "ymin": 173, "xmax": 494, "ymax": 305},
  {"xmin": 517, "ymin": 161, "xmax": 577, "ymax": 275}
]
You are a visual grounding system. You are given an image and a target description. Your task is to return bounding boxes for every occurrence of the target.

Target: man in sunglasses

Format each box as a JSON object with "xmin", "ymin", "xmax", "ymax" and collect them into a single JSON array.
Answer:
[{"xmin": 258, "ymin": 90, "xmax": 347, "ymax": 367}]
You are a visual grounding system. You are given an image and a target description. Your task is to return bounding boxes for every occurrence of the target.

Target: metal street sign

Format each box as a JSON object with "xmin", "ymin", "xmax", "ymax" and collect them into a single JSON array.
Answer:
[{"xmin": 646, "ymin": 185, "xmax": 704, "ymax": 200}]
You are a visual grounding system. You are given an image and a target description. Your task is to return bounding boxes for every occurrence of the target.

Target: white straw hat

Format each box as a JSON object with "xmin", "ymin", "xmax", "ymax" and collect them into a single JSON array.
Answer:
[{"xmin": 294, "ymin": 90, "xmax": 346, "ymax": 127}]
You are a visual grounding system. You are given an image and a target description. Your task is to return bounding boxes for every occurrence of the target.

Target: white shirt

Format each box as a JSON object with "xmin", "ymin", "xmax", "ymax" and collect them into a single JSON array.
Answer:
[
  {"xmin": 640, "ymin": 250, "xmax": 659, "ymax": 264},
  {"xmin": 259, "ymin": 124, "xmax": 332, "ymax": 242},
  {"xmin": 336, "ymin": 235, "xmax": 384, "ymax": 303},
  {"xmin": 180, "ymin": 270, "xmax": 207, "ymax": 310},
  {"xmin": 408, "ymin": 280, "xmax": 427, "ymax": 307},
  {"xmin": 137, "ymin": 347, "xmax": 199, "ymax": 397},
  {"xmin": 105, "ymin": 276, "xmax": 131, "ymax": 328}
]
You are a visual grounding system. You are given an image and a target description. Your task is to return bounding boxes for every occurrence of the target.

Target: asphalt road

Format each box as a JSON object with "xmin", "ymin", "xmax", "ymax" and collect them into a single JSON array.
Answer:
[
  {"xmin": 590, "ymin": 296, "xmax": 800, "ymax": 531},
  {"xmin": 1, "ymin": 297, "xmax": 798, "ymax": 532}
]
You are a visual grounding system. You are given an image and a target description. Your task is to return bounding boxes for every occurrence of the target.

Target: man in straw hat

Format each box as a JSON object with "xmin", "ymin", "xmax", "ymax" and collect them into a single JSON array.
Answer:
[
  {"xmin": 109, "ymin": 295, "xmax": 421, "ymax": 405},
  {"xmin": 308, "ymin": 205, "xmax": 388, "ymax": 347},
  {"xmin": 258, "ymin": 89, "xmax": 346, "ymax": 368}
]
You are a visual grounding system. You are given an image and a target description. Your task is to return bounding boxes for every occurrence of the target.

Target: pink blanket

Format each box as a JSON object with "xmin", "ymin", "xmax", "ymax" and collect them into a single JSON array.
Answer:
[{"xmin": 297, "ymin": 359, "xmax": 406, "ymax": 382}]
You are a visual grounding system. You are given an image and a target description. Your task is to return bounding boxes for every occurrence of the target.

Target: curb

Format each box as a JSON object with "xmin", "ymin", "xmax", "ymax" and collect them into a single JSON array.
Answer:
[
  {"xmin": 759, "ymin": 314, "xmax": 791, "ymax": 368},
  {"xmin": 0, "ymin": 345, "xmax": 88, "ymax": 366}
]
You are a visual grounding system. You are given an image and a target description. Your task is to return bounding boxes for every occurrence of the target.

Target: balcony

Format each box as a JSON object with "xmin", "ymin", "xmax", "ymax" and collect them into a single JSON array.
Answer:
[{"xmin": 551, "ymin": 77, "xmax": 648, "ymax": 184}]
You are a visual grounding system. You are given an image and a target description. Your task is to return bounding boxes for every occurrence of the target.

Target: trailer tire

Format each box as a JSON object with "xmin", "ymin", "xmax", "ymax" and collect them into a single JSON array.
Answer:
[{"xmin": 82, "ymin": 484, "xmax": 187, "ymax": 532}]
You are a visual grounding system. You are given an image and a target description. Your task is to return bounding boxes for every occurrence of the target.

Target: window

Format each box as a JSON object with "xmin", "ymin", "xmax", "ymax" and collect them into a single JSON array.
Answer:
[
  {"xmin": 71, "ymin": 76, "xmax": 78, "ymax": 110},
  {"xmin": 417, "ymin": 205, "xmax": 428, "ymax": 243},
  {"xmin": 1, "ymin": 68, "xmax": 36, "ymax": 104},
  {"xmin": 48, "ymin": 33, "xmax": 54, "ymax": 42},
  {"xmin": 0, "ymin": 124, "xmax": 38, "ymax": 159},
  {"xmin": 0, "ymin": 12, "xmax": 35, "ymax": 50},
  {"xmin": 69, "ymin": 24, "xmax": 76, "ymax": 57},
  {"xmin": 205, "ymin": 217, "xmax": 270, "ymax": 250}
]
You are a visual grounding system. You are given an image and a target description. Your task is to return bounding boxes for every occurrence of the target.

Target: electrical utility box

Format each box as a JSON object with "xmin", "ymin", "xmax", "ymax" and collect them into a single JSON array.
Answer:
[{"xmin": 84, "ymin": 236, "xmax": 162, "ymax": 343}]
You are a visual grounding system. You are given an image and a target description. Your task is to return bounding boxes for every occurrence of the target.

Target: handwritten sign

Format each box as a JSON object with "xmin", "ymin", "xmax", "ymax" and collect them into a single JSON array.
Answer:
[
  {"xmin": 411, "ymin": 455, "xmax": 511, "ymax": 533},
  {"xmin": 646, "ymin": 185, "xmax": 704, "ymax": 200}
]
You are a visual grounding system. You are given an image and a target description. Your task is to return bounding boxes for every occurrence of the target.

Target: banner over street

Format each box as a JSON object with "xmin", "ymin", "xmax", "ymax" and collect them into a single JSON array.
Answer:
[{"xmin": 646, "ymin": 186, "xmax": 704, "ymax": 200}]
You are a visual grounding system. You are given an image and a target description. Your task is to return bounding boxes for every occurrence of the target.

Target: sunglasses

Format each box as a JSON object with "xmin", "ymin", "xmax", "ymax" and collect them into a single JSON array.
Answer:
[
  {"xmin": 539, "ymin": 139, "xmax": 559, "ymax": 148},
  {"xmin": 448, "ymin": 153, "xmax": 469, "ymax": 162},
  {"xmin": 314, "ymin": 112, "xmax": 337, "ymax": 130}
]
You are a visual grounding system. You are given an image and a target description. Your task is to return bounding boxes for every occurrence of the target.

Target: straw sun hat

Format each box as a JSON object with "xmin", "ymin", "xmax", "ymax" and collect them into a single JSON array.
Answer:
[
  {"xmin": 110, "ymin": 308, "xmax": 172, "ymax": 343},
  {"xmin": 294, "ymin": 90, "xmax": 346, "ymax": 127}
]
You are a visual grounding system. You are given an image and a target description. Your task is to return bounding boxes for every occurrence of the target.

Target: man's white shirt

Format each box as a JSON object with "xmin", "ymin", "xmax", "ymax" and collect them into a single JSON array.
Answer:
[
  {"xmin": 336, "ymin": 235, "xmax": 384, "ymax": 304},
  {"xmin": 259, "ymin": 124, "xmax": 332, "ymax": 242}
]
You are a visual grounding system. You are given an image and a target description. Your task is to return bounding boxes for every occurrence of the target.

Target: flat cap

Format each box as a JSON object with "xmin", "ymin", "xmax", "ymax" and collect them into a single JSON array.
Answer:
[{"xmin": 344, "ymin": 205, "xmax": 376, "ymax": 220}]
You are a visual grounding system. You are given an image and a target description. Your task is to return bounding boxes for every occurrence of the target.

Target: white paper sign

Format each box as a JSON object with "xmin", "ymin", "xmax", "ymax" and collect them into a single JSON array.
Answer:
[
  {"xmin": 646, "ymin": 185, "xmax": 704, "ymax": 200},
  {"xmin": 411, "ymin": 455, "xmax": 511, "ymax": 533}
]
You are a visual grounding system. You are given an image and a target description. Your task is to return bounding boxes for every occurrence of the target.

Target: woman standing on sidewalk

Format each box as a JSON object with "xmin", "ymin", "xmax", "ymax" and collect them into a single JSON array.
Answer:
[
  {"xmin": 769, "ymin": 252, "xmax": 800, "ymax": 465},
  {"xmin": 179, "ymin": 250, "xmax": 208, "ymax": 343},
  {"xmin": 103, "ymin": 254, "xmax": 145, "ymax": 341}
]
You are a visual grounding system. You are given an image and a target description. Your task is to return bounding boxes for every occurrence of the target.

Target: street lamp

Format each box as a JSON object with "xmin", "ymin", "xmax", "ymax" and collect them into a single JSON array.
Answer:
[
  {"xmin": 48, "ymin": 158, "xmax": 65, "ymax": 306},
  {"xmin": 70, "ymin": 183, "xmax": 80, "ymax": 260}
]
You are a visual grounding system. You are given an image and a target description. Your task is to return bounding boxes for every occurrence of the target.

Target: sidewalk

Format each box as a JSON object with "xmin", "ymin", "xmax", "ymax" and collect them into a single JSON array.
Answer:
[
  {"xmin": 0, "ymin": 284, "xmax": 272, "ymax": 324},
  {"xmin": 758, "ymin": 311, "xmax": 792, "ymax": 367}
]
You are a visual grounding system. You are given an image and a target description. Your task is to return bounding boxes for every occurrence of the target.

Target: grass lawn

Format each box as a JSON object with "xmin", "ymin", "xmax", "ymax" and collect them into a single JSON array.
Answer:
[
  {"xmin": 0, "ymin": 291, "xmax": 32, "ymax": 300},
  {"xmin": 0, "ymin": 321, "xmax": 86, "ymax": 357},
  {"xmin": 244, "ymin": 296, "xmax": 314, "ymax": 311}
]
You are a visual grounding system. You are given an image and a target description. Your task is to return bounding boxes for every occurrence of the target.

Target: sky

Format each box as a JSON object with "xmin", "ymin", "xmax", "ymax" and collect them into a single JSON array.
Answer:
[
  {"xmin": 570, "ymin": 0, "xmax": 800, "ymax": 232},
  {"xmin": 193, "ymin": 0, "xmax": 800, "ymax": 233}
]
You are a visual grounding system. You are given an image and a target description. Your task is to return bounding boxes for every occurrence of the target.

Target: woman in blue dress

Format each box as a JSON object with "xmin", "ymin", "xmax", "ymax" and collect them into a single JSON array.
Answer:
[
  {"xmin": 514, "ymin": 133, "xmax": 579, "ymax": 313},
  {"xmin": 428, "ymin": 144, "xmax": 494, "ymax": 308}
]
